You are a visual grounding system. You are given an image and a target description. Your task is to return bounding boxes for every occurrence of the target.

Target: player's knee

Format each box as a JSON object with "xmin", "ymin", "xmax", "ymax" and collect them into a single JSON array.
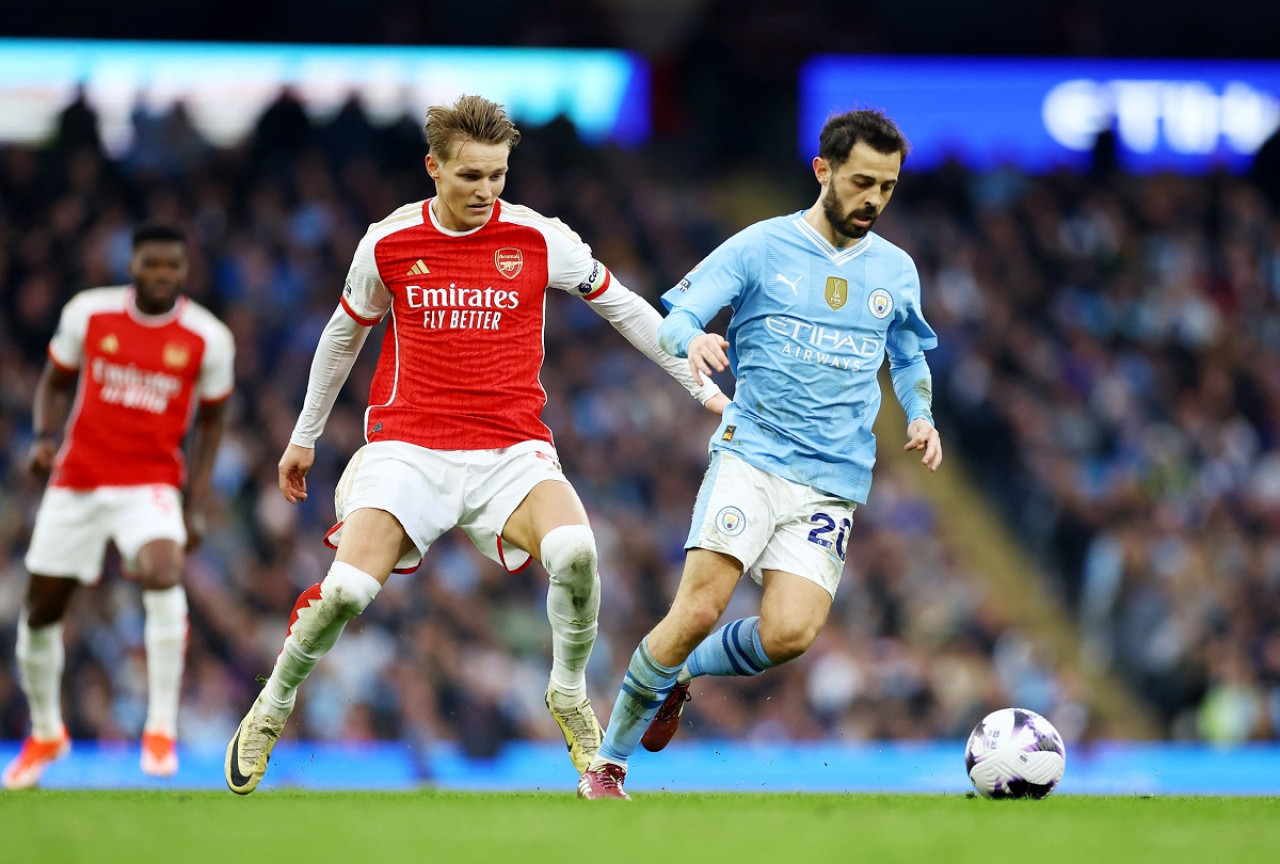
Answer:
[
  {"xmin": 134, "ymin": 539, "xmax": 185, "ymax": 590},
  {"xmin": 321, "ymin": 562, "xmax": 383, "ymax": 619},
  {"xmin": 540, "ymin": 524, "xmax": 598, "ymax": 589},
  {"xmin": 758, "ymin": 620, "xmax": 820, "ymax": 664},
  {"xmin": 674, "ymin": 599, "xmax": 724, "ymax": 645}
]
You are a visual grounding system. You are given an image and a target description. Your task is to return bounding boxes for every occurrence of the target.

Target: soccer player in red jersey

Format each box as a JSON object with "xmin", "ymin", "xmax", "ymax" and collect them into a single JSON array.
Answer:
[
  {"xmin": 3, "ymin": 224, "xmax": 235, "ymax": 789},
  {"xmin": 224, "ymin": 95, "xmax": 727, "ymax": 794}
]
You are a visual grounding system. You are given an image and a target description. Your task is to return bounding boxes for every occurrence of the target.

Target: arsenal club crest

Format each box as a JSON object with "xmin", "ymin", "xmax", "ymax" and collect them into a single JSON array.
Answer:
[{"xmin": 495, "ymin": 248, "xmax": 523, "ymax": 279}]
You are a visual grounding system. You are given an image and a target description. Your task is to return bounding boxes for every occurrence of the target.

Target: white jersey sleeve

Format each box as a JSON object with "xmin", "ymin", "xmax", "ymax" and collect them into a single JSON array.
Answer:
[
  {"xmin": 504, "ymin": 203, "xmax": 721, "ymax": 404},
  {"xmin": 340, "ymin": 229, "xmax": 395, "ymax": 324},
  {"xmin": 291, "ymin": 211, "xmax": 411, "ymax": 446},
  {"xmin": 289, "ymin": 306, "xmax": 371, "ymax": 447},
  {"xmin": 48, "ymin": 287, "xmax": 124, "ymax": 369},
  {"xmin": 585, "ymin": 275, "xmax": 722, "ymax": 404},
  {"xmin": 499, "ymin": 203, "xmax": 596, "ymax": 292},
  {"xmin": 181, "ymin": 302, "xmax": 236, "ymax": 402}
]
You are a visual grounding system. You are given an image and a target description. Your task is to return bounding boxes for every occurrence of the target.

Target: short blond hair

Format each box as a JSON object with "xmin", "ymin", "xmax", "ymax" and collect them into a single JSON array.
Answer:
[{"xmin": 424, "ymin": 94, "xmax": 522, "ymax": 162}]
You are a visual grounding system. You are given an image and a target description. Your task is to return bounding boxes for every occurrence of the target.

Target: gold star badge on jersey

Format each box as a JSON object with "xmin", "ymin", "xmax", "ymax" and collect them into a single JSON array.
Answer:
[{"xmin": 100, "ymin": 333, "xmax": 119, "ymax": 354}]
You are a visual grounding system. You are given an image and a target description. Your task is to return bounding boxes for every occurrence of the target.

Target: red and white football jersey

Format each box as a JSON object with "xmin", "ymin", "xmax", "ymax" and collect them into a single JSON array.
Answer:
[
  {"xmin": 341, "ymin": 198, "xmax": 612, "ymax": 450},
  {"xmin": 47, "ymin": 287, "xmax": 235, "ymax": 490}
]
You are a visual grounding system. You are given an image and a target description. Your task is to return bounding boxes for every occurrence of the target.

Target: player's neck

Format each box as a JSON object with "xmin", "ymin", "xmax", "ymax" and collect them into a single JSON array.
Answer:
[
  {"xmin": 802, "ymin": 206, "xmax": 856, "ymax": 249},
  {"xmin": 132, "ymin": 291, "xmax": 180, "ymax": 317}
]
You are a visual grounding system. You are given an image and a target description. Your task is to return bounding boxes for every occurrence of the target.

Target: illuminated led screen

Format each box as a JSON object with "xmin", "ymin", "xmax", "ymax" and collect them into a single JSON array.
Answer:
[
  {"xmin": 800, "ymin": 56, "xmax": 1280, "ymax": 173},
  {"xmin": 0, "ymin": 39, "xmax": 650, "ymax": 155}
]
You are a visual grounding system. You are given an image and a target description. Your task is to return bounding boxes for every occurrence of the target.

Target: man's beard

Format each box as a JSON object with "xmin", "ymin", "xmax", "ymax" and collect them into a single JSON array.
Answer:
[{"xmin": 823, "ymin": 188, "xmax": 876, "ymax": 240}]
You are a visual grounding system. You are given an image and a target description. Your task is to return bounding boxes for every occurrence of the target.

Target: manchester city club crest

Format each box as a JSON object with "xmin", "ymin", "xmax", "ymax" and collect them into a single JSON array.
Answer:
[
  {"xmin": 868, "ymin": 288, "xmax": 893, "ymax": 318},
  {"xmin": 825, "ymin": 276, "xmax": 848, "ymax": 310},
  {"xmin": 495, "ymin": 248, "xmax": 523, "ymax": 279},
  {"xmin": 715, "ymin": 506, "xmax": 746, "ymax": 536}
]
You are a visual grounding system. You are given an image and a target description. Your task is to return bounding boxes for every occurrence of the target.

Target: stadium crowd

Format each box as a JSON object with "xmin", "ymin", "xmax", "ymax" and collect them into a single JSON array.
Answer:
[
  {"xmin": 1, "ymin": 85, "xmax": 1278, "ymax": 767},
  {"xmin": 912, "ymin": 152, "xmax": 1280, "ymax": 743}
]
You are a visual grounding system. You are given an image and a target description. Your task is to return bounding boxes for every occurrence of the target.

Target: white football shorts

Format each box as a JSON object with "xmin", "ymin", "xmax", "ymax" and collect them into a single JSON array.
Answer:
[
  {"xmin": 685, "ymin": 450, "xmax": 857, "ymax": 597},
  {"xmin": 24, "ymin": 484, "xmax": 187, "ymax": 583},
  {"xmin": 326, "ymin": 438, "xmax": 572, "ymax": 573}
]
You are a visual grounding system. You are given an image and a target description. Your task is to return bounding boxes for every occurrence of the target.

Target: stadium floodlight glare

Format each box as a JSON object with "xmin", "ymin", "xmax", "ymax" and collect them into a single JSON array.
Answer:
[
  {"xmin": 0, "ymin": 39, "xmax": 650, "ymax": 155},
  {"xmin": 800, "ymin": 55, "xmax": 1280, "ymax": 173}
]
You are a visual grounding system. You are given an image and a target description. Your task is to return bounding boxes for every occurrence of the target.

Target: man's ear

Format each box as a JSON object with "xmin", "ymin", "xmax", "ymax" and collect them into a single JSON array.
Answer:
[{"xmin": 812, "ymin": 156, "xmax": 829, "ymax": 186}]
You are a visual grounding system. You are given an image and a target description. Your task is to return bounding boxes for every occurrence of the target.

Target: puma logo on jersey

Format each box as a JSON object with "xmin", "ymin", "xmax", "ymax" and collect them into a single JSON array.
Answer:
[
  {"xmin": 407, "ymin": 259, "xmax": 430, "ymax": 276},
  {"xmin": 776, "ymin": 273, "xmax": 801, "ymax": 294}
]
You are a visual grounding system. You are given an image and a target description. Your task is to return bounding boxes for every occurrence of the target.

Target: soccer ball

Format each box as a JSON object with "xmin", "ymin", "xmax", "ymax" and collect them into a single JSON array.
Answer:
[{"xmin": 965, "ymin": 707, "xmax": 1066, "ymax": 799}]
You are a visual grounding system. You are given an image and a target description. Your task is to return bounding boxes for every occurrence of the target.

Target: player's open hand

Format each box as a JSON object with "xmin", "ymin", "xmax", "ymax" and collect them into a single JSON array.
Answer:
[
  {"xmin": 904, "ymin": 418, "xmax": 942, "ymax": 472},
  {"xmin": 279, "ymin": 442, "xmax": 315, "ymax": 504},
  {"xmin": 687, "ymin": 332, "xmax": 730, "ymax": 385}
]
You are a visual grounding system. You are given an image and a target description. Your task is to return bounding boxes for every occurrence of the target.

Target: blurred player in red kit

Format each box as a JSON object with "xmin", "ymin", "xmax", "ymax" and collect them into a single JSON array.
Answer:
[
  {"xmin": 3, "ymin": 223, "xmax": 234, "ymax": 789},
  {"xmin": 224, "ymin": 94, "xmax": 726, "ymax": 794}
]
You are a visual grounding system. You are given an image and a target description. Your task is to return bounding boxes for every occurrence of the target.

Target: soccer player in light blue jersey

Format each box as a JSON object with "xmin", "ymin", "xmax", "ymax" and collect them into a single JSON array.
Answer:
[{"xmin": 579, "ymin": 108, "xmax": 942, "ymax": 799}]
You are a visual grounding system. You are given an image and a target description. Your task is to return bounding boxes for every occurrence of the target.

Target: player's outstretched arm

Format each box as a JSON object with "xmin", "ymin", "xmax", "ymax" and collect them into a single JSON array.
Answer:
[
  {"xmin": 284, "ymin": 304, "xmax": 372, "ymax": 491},
  {"xmin": 278, "ymin": 442, "xmax": 315, "ymax": 504},
  {"xmin": 904, "ymin": 417, "xmax": 942, "ymax": 472},
  {"xmin": 583, "ymin": 278, "xmax": 723, "ymax": 407}
]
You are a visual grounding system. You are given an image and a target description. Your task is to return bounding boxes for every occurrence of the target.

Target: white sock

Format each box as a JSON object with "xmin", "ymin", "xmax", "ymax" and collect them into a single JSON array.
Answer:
[
  {"xmin": 142, "ymin": 585, "xmax": 188, "ymax": 737},
  {"xmin": 262, "ymin": 562, "xmax": 382, "ymax": 715},
  {"xmin": 16, "ymin": 616, "xmax": 65, "ymax": 740},
  {"xmin": 541, "ymin": 525, "xmax": 600, "ymax": 705}
]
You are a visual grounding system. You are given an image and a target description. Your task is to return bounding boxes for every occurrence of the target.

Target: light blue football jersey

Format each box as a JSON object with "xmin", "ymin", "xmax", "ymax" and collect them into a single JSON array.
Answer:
[{"xmin": 659, "ymin": 212, "xmax": 937, "ymax": 503}]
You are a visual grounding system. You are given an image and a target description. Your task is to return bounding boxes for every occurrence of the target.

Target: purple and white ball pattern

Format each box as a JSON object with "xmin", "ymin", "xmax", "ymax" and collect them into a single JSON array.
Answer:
[{"xmin": 965, "ymin": 708, "xmax": 1066, "ymax": 799}]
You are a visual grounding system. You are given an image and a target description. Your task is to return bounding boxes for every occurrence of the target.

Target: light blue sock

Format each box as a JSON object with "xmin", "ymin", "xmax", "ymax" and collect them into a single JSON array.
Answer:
[
  {"xmin": 597, "ymin": 638, "xmax": 682, "ymax": 766},
  {"xmin": 685, "ymin": 616, "xmax": 776, "ymax": 680}
]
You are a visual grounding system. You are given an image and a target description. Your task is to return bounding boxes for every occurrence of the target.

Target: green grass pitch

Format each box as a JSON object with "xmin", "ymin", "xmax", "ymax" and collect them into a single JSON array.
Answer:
[{"xmin": 2, "ymin": 790, "xmax": 1278, "ymax": 863}]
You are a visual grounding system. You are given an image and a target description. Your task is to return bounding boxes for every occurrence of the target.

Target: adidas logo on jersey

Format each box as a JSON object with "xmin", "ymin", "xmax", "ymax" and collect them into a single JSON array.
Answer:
[{"xmin": 407, "ymin": 259, "xmax": 430, "ymax": 276}]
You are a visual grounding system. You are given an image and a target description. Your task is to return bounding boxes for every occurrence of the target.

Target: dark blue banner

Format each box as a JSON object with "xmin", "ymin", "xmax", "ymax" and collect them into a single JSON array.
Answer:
[{"xmin": 801, "ymin": 56, "xmax": 1280, "ymax": 173}]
